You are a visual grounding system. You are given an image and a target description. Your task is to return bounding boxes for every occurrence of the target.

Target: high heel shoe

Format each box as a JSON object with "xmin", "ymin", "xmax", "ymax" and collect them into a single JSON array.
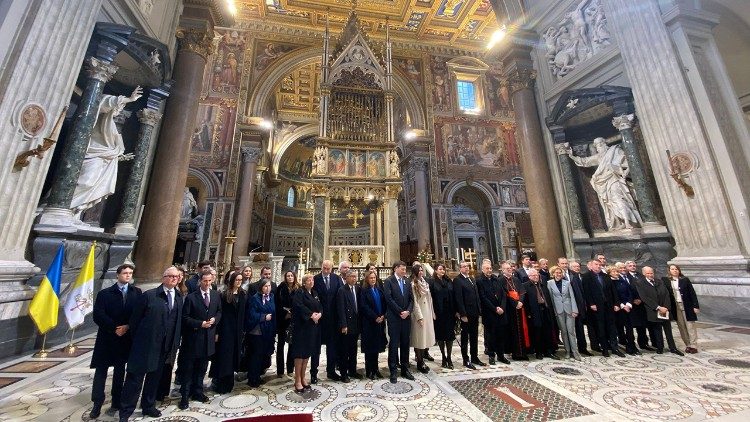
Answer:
[
  {"xmin": 294, "ymin": 386, "xmax": 306, "ymax": 395},
  {"xmin": 303, "ymin": 384, "xmax": 311, "ymax": 390}
]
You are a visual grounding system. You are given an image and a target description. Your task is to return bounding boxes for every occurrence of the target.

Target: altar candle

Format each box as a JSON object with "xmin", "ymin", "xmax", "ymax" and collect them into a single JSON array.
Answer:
[
  {"xmin": 460, "ymin": 248, "xmax": 465, "ymax": 261},
  {"xmin": 456, "ymin": 248, "xmax": 460, "ymax": 259}
]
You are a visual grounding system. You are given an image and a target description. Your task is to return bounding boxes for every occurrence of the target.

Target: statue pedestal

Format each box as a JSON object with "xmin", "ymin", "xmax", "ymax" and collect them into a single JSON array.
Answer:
[
  {"xmin": 237, "ymin": 252, "xmax": 285, "ymax": 284},
  {"xmin": 572, "ymin": 230, "xmax": 675, "ymax": 275}
]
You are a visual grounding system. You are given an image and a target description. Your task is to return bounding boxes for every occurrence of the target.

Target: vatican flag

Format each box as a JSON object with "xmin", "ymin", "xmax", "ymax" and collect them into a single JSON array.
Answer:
[
  {"xmin": 29, "ymin": 244, "xmax": 64, "ymax": 334},
  {"xmin": 64, "ymin": 243, "xmax": 96, "ymax": 329}
]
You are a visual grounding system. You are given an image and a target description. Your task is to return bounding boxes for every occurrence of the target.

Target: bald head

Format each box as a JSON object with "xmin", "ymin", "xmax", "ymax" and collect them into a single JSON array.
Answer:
[{"xmin": 642, "ymin": 266, "xmax": 654, "ymax": 280}]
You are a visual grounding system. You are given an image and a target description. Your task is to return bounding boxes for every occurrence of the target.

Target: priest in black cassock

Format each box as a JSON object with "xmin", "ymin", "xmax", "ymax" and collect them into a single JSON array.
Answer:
[{"xmin": 501, "ymin": 261, "xmax": 529, "ymax": 360}]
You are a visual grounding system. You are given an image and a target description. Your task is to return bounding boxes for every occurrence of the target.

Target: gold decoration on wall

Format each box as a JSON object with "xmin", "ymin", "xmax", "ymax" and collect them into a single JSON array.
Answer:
[{"xmin": 176, "ymin": 27, "xmax": 216, "ymax": 61}]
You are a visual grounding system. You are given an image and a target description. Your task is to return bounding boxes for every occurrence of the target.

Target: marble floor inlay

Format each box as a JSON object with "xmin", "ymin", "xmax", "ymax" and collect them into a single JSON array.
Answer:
[{"xmin": 0, "ymin": 322, "xmax": 750, "ymax": 421}]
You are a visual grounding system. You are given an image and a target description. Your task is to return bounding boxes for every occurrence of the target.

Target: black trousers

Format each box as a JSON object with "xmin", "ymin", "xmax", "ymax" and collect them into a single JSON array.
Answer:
[
  {"xmin": 156, "ymin": 362, "xmax": 173, "ymax": 400},
  {"xmin": 91, "ymin": 364, "xmax": 125, "ymax": 408},
  {"xmin": 485, "ymin": 321, "xmax": 506, "ymax": 359},
  {"xmin": 592, "ymin": 308, "xmax": 619, "ymax": 352},
  {"xmin": 120, "ymin": 356, "xmax": 166, "ymax": 420},
  {"xmin": 530, "ymin": 307, "xmax": 555, "ymax": 354},
  {"xmin": 179, "ymin": 356, "xmax": 209, "ymax": 399},
  {"xmin": 310, "ymin": 330, "xmax": 338, "ymax": 377},
  {"xmin": 460, "ymin": 315, "xmax": 479, "ymax": 362},
  {"xmin": 648, "ymin": 320, "xmax": 677, "ymax": 352},
  {"xmin": 482, "ymin": 317, "xmax": 493, "ymax": 357},
  {"xmin": 616, "ymin": 312, "xmax": 637, "ymax": 352},
  {"xmin": 387, "ymin": 317, "xmax": 411, "ymax": 373},
  {"xmin": 337, "ymin": 331, "xmax": 359, "ymax": 376},
  {"xmin": 364, "ymin": 352, "xmax": 380, "ymax": 374},
  {"xmin": 636, "ymin": 326, "xmax": 650, "ymax": 348},
  {"xmin": 276, "ymin": 328, "xmax": 294, "ymax": 375},
  {"xmin": 574, "ymin": 316, "xmax": 589, "ymax": 352}
]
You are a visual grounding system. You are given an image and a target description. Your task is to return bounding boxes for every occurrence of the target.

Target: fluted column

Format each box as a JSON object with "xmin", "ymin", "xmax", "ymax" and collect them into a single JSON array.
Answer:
[
  {"xmin": 233, "ymin": 145, "xmax": 262, "ymax": 261},
  {"xmin": 134, "ymin": 25, "xmax": 214, "ymax": 281},
  {"xmin": 501, "ymin": 35, "xmax": 565, "ymax": 260},
  {"xmin": 411, "ymin": 156, "xmax": 431, "ymax": 251},
  {"xmin": 553, "ymin": 142, "xmax": 585, "ymax": 234},
  {"xmin": 611, "ymin": 113, "xmax": 658, "ymax": 224},
  {"xmin": 39, "ymin": 25, "xmax": 133, "ymax": 225},
  {"xmin": 115, "ymin": 90, "xmax": 168, "ymax": 234}
]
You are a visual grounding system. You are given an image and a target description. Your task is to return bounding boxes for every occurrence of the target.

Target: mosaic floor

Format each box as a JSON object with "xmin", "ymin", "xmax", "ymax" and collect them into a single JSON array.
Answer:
[{"xmin": 1, "ymin": 322, "xmax": 750, "ymax": 421}]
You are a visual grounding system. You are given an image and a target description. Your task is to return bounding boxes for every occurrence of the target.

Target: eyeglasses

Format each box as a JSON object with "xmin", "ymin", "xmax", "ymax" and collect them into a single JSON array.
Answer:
[{"xmin": 163, "ymin": 275, "xmax": 180, "ymax": 279}]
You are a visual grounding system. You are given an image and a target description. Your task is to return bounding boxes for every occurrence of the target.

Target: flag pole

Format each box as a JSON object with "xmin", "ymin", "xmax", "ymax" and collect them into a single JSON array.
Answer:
[
  {"xmin": 33, "ymin": 334, "xmax": 49, "ymax": 358},
  {"xmin": 65, "ymin": 327, "xmax": 77, "ymax": 355}
]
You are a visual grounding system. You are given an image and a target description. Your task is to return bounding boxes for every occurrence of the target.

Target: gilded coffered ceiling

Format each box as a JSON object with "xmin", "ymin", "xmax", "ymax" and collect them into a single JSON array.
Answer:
[{"xmin": 235, "ymin": 0, "xmax": 501, "ymax": 51}]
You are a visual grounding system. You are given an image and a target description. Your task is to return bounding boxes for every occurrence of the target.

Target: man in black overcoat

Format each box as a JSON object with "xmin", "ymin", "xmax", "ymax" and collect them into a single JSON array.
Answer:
[
  {"xmin": 178, "ymin": 272, "xmax": 222, "ymax": 410},
  {"xmin": 119, "ymin": 267, "xmax": 183, "ymax": 422},
  {"xmin": 336, "ymin": 270, "xmax": 361, "ymax": 382},
  {"xmin": 311, "ymin": 260, "xmax": 345, "ymax": 383},
  {"xmin": 625, "ymin": 260, "xmax": 652, "ymax": 350},
  {"xmin": 479, "ymin": 262, "xmax": 510, "ymax": 365},
  {"xmin": 634, "ymin": 267, "xmax": 684, "ymax": 356},
  {"xmin": 581, "ymin": 260, "xmax": 625, "ymax": 357},
  {"xmin": 455, "ymin": 260, "xmax": 484, "ymax": 369},
  {"xmin": 89, "ymin": 264, "xmax": 142, "ymax": 419},
  {"xmin": 523, "ymin": 269, "xmax": 558, "ymax": 359},
  {"xmin": 383, "ymin": 261, "xmax": 415, "ymax": 383}
]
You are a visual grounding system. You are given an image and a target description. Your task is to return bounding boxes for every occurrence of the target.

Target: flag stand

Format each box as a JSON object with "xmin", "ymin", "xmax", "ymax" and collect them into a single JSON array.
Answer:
[
  {"xmin": 33, "ymin": 334, "xmax": 49, "ymax": 358},
  {"xmin": 65, "ymin": 328, "xmax": 77, "ymax": 355}
]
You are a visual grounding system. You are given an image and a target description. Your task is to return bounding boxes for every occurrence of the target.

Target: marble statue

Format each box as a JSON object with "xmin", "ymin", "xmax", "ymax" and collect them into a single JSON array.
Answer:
[
  {"xmin": 389, "ymin": 150, "xmax": 400, "ymax": 177},
  {"xmin": 568, "ymin": 137, "xmax": 642, "ymax": 230},
  {"xmin": 181, "ymin": 187, "xmax": 198, "ymax": 221},
  {"xmin": 70, "ymin": 86, "xmax": 142, "ymax": 222}
]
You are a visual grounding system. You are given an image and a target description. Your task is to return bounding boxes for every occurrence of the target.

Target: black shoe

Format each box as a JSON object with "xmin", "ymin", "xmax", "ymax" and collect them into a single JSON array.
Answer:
[
  {"xmin": 498, "ymin": 356, "xmax": 511, "ymax": 365},
  {"xmin": 424, "ymin": 352, "xmax": 435, "ymax": 361},
  {"xmin": 463, "ymin": 361, "xmax": 477, "ymax": 370},
  {"xmin": 191, "ymin": 394, "xmax": 209, "ymax": 403},
  {"xmin": 374, "ymin": 370, "xmax": 384, "ymax": 379},
  {"xmin": 310, "ymin": 375, "xmax": 319, "ymax": 384},
  {"xmin": 441, "ymin": 359, "xmax": 448, "ymax": 368},
  {"xmin": 613, "ymin": 350, "xmax": 626, "ymax": 357},
  {"xmin": 579, "ymin": 350, "xmax": 593, "ymax": 356},
  {"xmin": 178, "ymin": 398, "xmax": 189, "ymax": 410},
  {"xmin": 471, "ymin": 358, "xmax": 486, "ymax": 366},
  {"xmin": 401, "ymin": 370, "xmax": 415, "ymax": 380},
  {"xmin": 591, "ymin": 347, "xmax": 603, "ymax": 353},
  {"xmin": 142, "ymin": 408, "xmax": 162, "ymax": 418},
  {"xmin": 512, "ymin": 355, "xmax": 529, "ymax": 361},
  {"xmin": 105, "ymin": 406, "xmax": 119, "ymax": 416},
  {"xmin": 670, "ymin": 349, "xmax": 685, "ymax": 356},
  {"xmin": 417, "ymin": 363, "xmax": 430, "ymax": 374},
  {"xmin": 602, "ymin": 350, "xmax": 611, "ymax": 357},
  {"xmin": 294, "ymin": 387, "xmax": 306, "ymax": 395},
  {"xmin": 488, "ymin": 356, "xmax": 496, "ymax": 365},
  {"xmin": 89, "ymin": 402, "xmax": 102, "ymax": 419},
  {"xmin": 303, "ymin": 383, "xmax": 311, "ymax": 390},
  {"xmin": 390, "ymin": 375, "xmax": 397, "ymax": 384},
  {"xmin": 367, "ymin": 372, "xmax": 376, "ymax": 380},
  {"xmin": 545, "ymin": 353, "xmax": 560, "ymax": 360},
  {"xmin": 248, "ymin": 380, "xmax": 260, "ymax": 388},
  {"xmin": 341, "ymin": 376, "xmax": 351, "ymax": 383},
  {"xmin": 640, "ymin": 345, "xmax": 655, "ymax": 351},
  {"xmin": 328, "ymin": 373, "xmax": 342, "ymax": 381},
  {"xmin": 535, "ymin": 353, "xmax": 544, "ymax": 359},
  {"xmin": 656, "ymin": 349, "xmax": 664, "ymax": 354},
  {"xmin": 350, "ymin": 372, "xmax": 363, "ymax": 380},
  {"xmin": 447, "ymin": 359, "xmax": 454, "ymax": 369}
]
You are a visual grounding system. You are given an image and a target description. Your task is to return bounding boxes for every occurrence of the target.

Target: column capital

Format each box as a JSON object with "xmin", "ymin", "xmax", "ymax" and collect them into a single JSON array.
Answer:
[
  {"xmin": 84, "ymin": 56, "xmax": 119, "ymax": 83},
  {"xmin": 241, "ymin": 145, "xmax": 263, "ymax": 163},
  {"xmin": 136, "ymin": 108, "xmax": 163, "ymax": 126},
  {"xmin": 410, "ymin": 156, "xmax": 429, "ymax": 170},
  {"xmin": 507, "ymin": 67, "xmax": 537, "ymax": 94},
  {"xmin": 554, "ymin": 142, "xmax": 570, "ymax": 156},
  {"xmin": 612, "ymin": 114, "xmax": 636, "ymax": 130},
  {"xmin": 176, "ymin": 27, "xmax": 215, "ymax": 61},
  {"xmin": 385, "ymin": 185, "xmax": 402, "ymax": 199}
]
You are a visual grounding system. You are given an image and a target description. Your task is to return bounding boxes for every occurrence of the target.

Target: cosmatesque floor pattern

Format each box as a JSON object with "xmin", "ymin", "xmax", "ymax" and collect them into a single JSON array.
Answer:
[{"xmin": 1, "ymin": 322, "xmax": 750, "ymax": 421}]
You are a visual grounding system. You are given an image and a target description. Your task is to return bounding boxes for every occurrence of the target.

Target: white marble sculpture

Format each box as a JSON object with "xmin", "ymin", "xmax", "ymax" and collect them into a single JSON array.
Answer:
[
  {"xmin": 70, "ymin": 86, "xmax": 142, "ymax": 222},
  {"xmin": 181, "ymin": 187, "xmax": 198, "ymax": 221},
  {"xmin": 568, "ymin": 137, "xmax": 642, "ymax": 230},
  {"xmin": 389, "ymin": 150, "xmax": 400, "ymax": 177}
]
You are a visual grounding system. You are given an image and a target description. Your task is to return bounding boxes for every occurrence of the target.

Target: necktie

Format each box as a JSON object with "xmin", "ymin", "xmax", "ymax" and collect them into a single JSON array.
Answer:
[
  {"xmin": 203, "ymin": 292, "xmax": 209, "ymax": 307},
  {"xmin": 597, "ymin": 273, "xmax": 604, "ymax": 288},
  {"xmin": 167, "ymin": 289, "xmax": 173, "ymax": 310},
  {"xmin": 263, "ymin": 294, "xmax": 269, "ymax": 305},
  {"xmin": 399, "ymin": 278, "xmax": 404, "ymax": 295},
  {"xmin": 351, "ymin": 286, "xmax": 357, "ymax": 313},
  {"xmin": 325, "ymin": 276, "xmax": 330, "ymax": 290},
  {"xmin": 120, "ymin": 286, "xmax": 127, "ymax": 305}
]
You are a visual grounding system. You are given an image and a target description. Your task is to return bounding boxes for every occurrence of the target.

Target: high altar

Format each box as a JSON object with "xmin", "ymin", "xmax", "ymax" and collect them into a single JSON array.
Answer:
[{"xmin": 308, "ymin": 11, "xmax": 401, "ymax": 267}]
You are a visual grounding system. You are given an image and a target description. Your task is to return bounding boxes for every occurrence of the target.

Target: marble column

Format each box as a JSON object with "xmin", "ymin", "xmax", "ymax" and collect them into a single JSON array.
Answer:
[
  {"xmin": 376, "ymin": 208, "xmax": 383, "ymax": 247},
  {"xmin": 501, "ymin": 36, "xmax": 565, "ymax": 260},
  {"xmin": 134, "ymin": 26, "xmax": 214, "ymax": 281},
  {"xmin": 233, "ymin": 145, "xmax": 262, "ymax": 261},
  {"xmin": 602, "ymin": 1, "xmax": 750, "ymax": 293},
  {"xmin": 553, "ymin": 141, "xmax": 585, "ymax": 234},
  {"xmin": 411, "ymin": 156, "xmax": 431, "ymax": 252},
  {"xmin": 383, "ymin": 186, "xmax": 401, "ymax": 265},
  {"xmin": 115, "ymin": 90, "xmax": 167, "ymax": 234},
  {"xmin": 310, "ymin": 193, "xmax": 331, "ymax": 267},
  {"xmin": 611, "ymin": 114, "xmax": 659, "ymax": 224}
]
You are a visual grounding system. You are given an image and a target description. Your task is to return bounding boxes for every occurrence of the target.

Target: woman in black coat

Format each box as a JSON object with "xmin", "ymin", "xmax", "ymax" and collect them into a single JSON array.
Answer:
[
  {"xmin": 290, "ymin": 274, "xmax": 322, "ymax": 394},
  {"xmin": 245, "ymin": 280, "xmax": 276, "ymax": 388},
  {"xmin": 275, "ymin": 271, "xmax": 298, "ymax": 377},
  {"xmin": 359, "ymin": 270, "xmax": 387, "ymax": 380},
  {"xmin": 430, "ymin": 264, "xmax": 456, "ymax": 368},
  {"xmin": 210, "ymin": 272, "xmax": 246, "ymax": 394},
  {"xmin": 663, "ymin": 264, "xmax": 700, "ymax": 353}
]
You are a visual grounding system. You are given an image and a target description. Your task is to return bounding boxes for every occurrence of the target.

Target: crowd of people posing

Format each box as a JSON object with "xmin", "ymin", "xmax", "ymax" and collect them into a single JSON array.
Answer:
[{"xmin": 88, "ymin": 254, "xmax": 700, "ymax": 422}]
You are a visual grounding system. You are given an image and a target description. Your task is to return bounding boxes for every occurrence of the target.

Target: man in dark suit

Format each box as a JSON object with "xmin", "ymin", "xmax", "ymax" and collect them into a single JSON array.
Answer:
[
  {"xmin": 523, "ymin": 269, "xmax": 558, "ymax": 359},
  {"xmin": 634, "ymin": 267, "xmax": 684, "ymax": 356},
  {"xmin": 178, "ymin": 273, "xmax": 222, "ymax": 410},
  {"xmin": 515, "ymin": 254, "xmax": 532, "ymax": 284},
  {"xmin": 186, "ymin": 261, "xmax": 212, "ymax": 294},
  {"xmin": 454, "ymin": 260, "xmax": 485, "ymax": 369},
  {"xmin": 89, "ymin": 264, "xmax": 142, "ymax": 419},
  {"xmin": 248, "ymin": 266, "xmax": 277, "ymax": 296},
  {"xmin": 479, "ymin": 262, "xmax": 510, "ymax": 365},
  {"xmin": 336, "ymin": 270, "xmax": 361, "ymax": 382},
  {"xmin": 538, "ymin": 258, "xmax": 551, "ymax": 283},
  {"xmin": 625, "ymin": 260, "xmax": 652, "ymax": 350},
  {"xmin": 383, "ymin": 260, "xmax": 415, "ymax": 383},
  {"xmin": 581, "ymin": 260, "xmax": 625, "ymax": 357},
  {"xmin": 119, "ymin": 267, "xmax": 183, "ymax": 422},
  {"xmin": 476, "ymin": 259, "xmax": 497, "ymax": 364},
  {"xmin": 312, "ymin": 260, "xmax": 344, "ymax": 383}
]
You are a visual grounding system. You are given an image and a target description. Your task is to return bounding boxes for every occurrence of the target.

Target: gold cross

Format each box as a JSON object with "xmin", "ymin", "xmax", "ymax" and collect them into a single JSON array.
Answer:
[
  {"xmin": 464, "ymin": 248, "xmax": 477, "ymax": 270},
  {"xmin": 347, "ymin": 206, "xmax": 365, "ymax": 228}
]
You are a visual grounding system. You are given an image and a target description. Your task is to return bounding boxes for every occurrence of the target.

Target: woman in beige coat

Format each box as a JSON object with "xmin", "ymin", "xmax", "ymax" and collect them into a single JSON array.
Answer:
[{"xmin": 410, "ymin": 264, "xmax": 436, "ymax": 374}]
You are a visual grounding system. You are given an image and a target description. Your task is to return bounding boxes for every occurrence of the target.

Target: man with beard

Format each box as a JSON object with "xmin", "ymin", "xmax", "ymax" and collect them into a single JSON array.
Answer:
[{"xmin": 502, "ymin": 260, "xmax": 529, "ymax": 360}]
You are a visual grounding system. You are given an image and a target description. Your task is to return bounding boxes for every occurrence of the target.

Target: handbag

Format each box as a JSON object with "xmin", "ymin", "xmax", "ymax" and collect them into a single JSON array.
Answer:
[{"xmin": 285, "ymin": 321, "xmax": 293, "ymax": 345}]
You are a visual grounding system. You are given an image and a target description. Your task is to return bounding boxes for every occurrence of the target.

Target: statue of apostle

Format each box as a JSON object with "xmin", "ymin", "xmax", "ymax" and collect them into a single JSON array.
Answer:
[
  {"xmin": 70, "ymin": 86, "xmax": 142, "ymax": 223},
  {"xmin": 568, "ymin": 137, "xmax": 642, "ymax": 230}
]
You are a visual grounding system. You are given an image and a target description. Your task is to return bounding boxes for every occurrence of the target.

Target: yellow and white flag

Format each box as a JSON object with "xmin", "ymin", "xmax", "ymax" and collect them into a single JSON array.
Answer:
[{"xmin": 64, "ymin": 243, "xmax": 96, "ymax": 329}]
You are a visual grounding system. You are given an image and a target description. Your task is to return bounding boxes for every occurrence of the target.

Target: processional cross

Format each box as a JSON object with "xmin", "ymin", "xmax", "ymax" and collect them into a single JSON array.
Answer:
[
  {"xmin": 464, "ymin": 248, "xmax": 477, "ymax": 270},
  {"xmin": 347, "ymin": 206, "xmax": 365, "ymax": 228}
]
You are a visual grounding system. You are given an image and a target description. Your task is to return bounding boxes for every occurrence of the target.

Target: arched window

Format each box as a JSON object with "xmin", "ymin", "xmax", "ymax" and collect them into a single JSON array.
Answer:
[{"xmin": 287, "ymin": 187, "xmax": 296, "ymax": 207}]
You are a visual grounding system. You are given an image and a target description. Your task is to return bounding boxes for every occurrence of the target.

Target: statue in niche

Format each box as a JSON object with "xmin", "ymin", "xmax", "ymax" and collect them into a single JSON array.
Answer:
[
  {"xmin": 181, "ymin": 188, "xmax": 198, "ymax": 221},
  {"xmin": 568, "ymin": 137, "xmax": 643, "ymax": 230},
  {"xmin": 70, "ymin": 87, "xmax": 141, "ymax": 224},
  {"xmin": 389, "ymin": 150, "xmax": 400, "ymax": 177}
]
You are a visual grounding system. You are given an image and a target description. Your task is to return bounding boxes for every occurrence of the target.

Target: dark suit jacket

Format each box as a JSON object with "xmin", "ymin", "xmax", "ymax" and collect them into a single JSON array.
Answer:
[
  {"xmin": 515, "ymin": 268, "xmax": 530, "ymax": 284},
  {"xmin": 454, "ymin": 273, "xmax": 481, "ymax": 318},
  {"xmin": 568, "ymin": 271, "xmax": 587, "ymax": 319},
  {"xmin": 662, "ymin": 276, "xmax": 700, "ymax": 321},
  {"xmin": 91, "ymin": 283, "xmax": 142, "ymax": 368},
  {"xmin": 181, "ymin": 289, "xmax": 222, "ymax": 359},
  {"xmin": 477, "ymin": 274, "xmax": 507, "ymax": 326},
  {"xmin": 522, "ymin": 281, "xmax": 554, "ymax": 327},
  {"xmin": 582, "ymin": 270, "xmax": 618, "ymax": 309},
  {"xmin": 127, "ymin": 285, "xmax": 183, "ymax": 374},
  {"xmin": 313, "ymin": 272, "xmax": 343, "ymax": 342},
  {"xmin": 633, "ymin": 278, "xmax": 672, "ymax": 323},
  {"xmin": 336, "ymin": 284, "xmax": 361, "ymax": 334},
  {"xmin": 382, "ymin": 274, "xmax": 414, "ymax": 321}
]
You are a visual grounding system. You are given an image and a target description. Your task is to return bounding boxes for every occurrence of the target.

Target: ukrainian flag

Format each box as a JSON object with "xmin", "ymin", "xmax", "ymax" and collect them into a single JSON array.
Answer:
[{"xmin": 29, "ymin": 244, "xmax": 64, "ymax": 334}]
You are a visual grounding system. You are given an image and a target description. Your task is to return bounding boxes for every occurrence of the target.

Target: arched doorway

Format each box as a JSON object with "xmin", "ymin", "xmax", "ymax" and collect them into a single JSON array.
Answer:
[{"xmin": 450, "ymin": 185, "xmax": 494, "ymax": 263}]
